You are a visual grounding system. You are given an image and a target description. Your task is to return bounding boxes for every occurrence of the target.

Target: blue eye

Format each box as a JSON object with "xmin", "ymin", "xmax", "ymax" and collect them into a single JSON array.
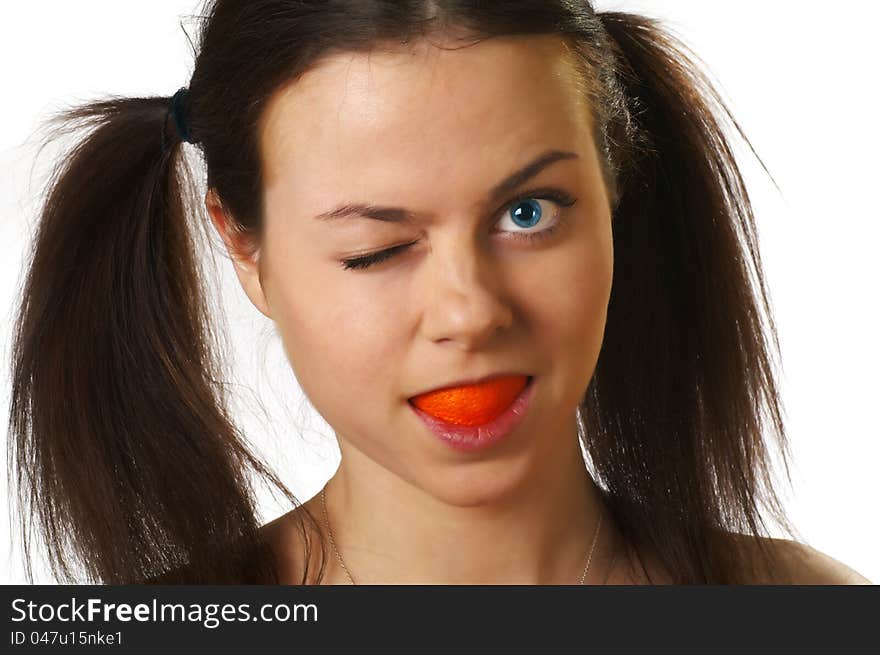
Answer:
[
  {"xmin": 340, "ymin": 188, "xmax": 577, "ymax": 271},
  {"xmin": 498, "ymin": 195, "xmax": 564, "ymax": 236}
]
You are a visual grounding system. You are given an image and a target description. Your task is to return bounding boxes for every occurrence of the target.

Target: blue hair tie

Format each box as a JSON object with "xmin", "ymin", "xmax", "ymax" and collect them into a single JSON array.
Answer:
[{"xmin": 170, "ymin": 87, "xmax": 195, "ymax": 144}]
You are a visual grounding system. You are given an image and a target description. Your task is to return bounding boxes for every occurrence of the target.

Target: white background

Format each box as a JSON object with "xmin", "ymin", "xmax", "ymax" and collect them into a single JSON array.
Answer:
[{"xmin": 1, "ymin": 1, "xmax": 877, "ymax": 584}]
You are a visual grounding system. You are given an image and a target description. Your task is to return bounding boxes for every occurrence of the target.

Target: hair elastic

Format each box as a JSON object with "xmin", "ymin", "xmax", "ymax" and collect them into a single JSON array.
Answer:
[{"xmin": 169, "ymin": 87, "xmax": 195, "ymax": 144}]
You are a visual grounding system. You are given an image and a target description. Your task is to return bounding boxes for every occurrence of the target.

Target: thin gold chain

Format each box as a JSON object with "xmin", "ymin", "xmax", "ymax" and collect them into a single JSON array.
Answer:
[
  {"xmin": 321, "ymin": 485, "xmax": 358, "ymax": 584},
  {"xmin": 321, "ymin": 485, "xmax": 608, "ymax": 585}
]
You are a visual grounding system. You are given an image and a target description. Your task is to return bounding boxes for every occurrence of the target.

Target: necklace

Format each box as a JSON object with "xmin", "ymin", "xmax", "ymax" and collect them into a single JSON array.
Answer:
[{"xmin": 320, "ymin": 485, "xmax": 609, "ymax": 585}]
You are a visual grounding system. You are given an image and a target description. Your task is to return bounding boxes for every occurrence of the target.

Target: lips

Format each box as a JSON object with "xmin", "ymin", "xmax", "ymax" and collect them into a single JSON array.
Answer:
[
  {"xmin": 408, "ymin": 374, "xmax": 530, "ymax": 427},
  {"xmin": 409, "ymin": 375, "xmax": 537, "ymax": 452}
]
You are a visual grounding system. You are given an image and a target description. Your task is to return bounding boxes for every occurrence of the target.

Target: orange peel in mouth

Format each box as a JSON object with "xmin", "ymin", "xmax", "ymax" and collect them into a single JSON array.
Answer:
[{"xmin": 409, "ymin": 374, "xmax": 530, "ymax": 427}]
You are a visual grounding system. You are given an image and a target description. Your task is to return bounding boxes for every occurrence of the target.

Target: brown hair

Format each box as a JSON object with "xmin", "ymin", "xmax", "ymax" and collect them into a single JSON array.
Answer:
[{"xmin": 8, "ymin": 0, "xmax": 798, "ymax": 584}]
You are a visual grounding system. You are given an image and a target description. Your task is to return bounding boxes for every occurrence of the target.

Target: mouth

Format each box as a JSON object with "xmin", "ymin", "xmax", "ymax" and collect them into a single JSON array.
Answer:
[
  {"xmin": 408, "ymin": 371, "xmax": 532, "ymax": 398},
  {"xmin": 408, "ymin": 375, "xmax": 536, "ymax": 452},
  {"xmin": 407, "ymin": 373, "xmax": 532, "ymax": 426}
]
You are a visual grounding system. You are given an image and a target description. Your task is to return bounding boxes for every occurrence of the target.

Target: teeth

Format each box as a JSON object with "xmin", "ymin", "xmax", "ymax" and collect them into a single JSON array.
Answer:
[{"xmin": 411, "ymin": 375, "xmax": 529, "ymax": 427}]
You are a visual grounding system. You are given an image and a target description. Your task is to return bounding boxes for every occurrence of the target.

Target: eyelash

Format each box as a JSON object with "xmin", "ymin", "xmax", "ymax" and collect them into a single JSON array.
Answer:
[{"xmin": 339, "ymin": 188, "xmax": 577, "ymax": 271}]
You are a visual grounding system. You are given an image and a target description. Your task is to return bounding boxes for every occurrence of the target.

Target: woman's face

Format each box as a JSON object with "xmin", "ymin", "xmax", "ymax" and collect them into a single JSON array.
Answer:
[{"xmin": 215, "ymin": 34, "xmax": 613, "ymax": 506}]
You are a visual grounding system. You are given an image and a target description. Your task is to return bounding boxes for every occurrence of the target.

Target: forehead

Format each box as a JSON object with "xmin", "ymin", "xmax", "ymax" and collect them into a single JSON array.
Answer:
[{"xmin": 259, "ymin": 34, "xmax": 594, "ymax": 210}]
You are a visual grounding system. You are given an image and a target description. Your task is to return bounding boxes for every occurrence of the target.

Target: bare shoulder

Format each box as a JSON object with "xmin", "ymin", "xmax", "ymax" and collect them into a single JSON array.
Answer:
[
  {"xmin": 747, "ymin": 536, "xmax": 872, "ymax": 585},
  {"xmin": 259, "ymin": 498, "xmax": 327, "ymax": 584}
]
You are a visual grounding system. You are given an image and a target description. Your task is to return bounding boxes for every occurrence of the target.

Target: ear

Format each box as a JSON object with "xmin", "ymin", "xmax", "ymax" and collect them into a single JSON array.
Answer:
[{"xmin": 205, "ymin": 189, "xmax": 273, "ymax": 320}]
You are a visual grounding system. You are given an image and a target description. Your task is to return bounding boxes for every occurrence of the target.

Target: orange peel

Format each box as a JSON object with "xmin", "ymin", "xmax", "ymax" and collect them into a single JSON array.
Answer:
[{"xmin": 410, "ymin": 374, "xmax": 529, "ymax": 426}]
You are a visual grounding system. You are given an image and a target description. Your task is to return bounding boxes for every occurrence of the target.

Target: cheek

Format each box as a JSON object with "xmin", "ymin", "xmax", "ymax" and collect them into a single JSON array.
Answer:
[
  {"xmin": 572, "ymin": 239, "xmax": 613, "ymax": 332},
  {"xmin": 333, "ymin": 300, "xmax": 406, "ymax": 383},
  {"xmin": 527, "ymin": 233, "xmax": 612, "ymax": 377},
  {"xmin": 272, "ymin": 271, "xmax": 405, "ymax": 409}
]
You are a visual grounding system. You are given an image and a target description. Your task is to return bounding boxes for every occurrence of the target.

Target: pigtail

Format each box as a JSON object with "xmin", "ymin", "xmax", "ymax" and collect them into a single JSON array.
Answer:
[
  {"xmin": 7, "ymin": 96, "xmax": 310, "ymax": 584},
  {"xmin": 9, "ymin": 0, "xmax": 810, "ymax": 586},
  {"xmin": 581, "ymin": 12, "xmax": 799, "ymax": 583}
]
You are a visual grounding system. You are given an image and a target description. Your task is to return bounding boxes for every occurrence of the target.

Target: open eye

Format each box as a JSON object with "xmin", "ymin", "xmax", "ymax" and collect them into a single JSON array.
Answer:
[
  {"xmin": 339, "ymin": 188, "xmax": 577, "ymax": 271},
  {"xmin": 494, "ymin": 189, "xmax": 577, "ymax": 240}
]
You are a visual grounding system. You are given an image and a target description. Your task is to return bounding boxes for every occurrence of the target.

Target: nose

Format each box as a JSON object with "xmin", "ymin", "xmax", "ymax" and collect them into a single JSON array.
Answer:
[{"xmin": 418, "ymin": 236, "xmax": 514, "ymax": 349}]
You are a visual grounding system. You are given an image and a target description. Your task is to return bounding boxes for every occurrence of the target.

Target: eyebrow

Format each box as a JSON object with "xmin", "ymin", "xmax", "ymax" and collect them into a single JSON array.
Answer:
[{"xmin": 312, "ymin": 149, "xmax": 580, "ymax": 223}]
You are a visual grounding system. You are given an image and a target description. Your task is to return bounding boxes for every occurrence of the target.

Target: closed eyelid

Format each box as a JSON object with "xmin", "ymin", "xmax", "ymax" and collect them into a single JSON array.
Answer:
[{"xmin": 339, "ymin": 190, "xmax": 575, "ymax": 270}]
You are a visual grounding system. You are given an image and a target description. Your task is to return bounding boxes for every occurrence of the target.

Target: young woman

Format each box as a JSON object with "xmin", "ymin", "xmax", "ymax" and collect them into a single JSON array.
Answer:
[{"xmin": 8, "ymin": 0, "xmax": 871, "ymax": 585}]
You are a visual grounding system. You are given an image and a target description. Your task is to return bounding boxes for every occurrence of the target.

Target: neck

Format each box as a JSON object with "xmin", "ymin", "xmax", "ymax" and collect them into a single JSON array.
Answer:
[{"xmin": 322, "ymin": 415, "xmax": 613, "ymax": 584}]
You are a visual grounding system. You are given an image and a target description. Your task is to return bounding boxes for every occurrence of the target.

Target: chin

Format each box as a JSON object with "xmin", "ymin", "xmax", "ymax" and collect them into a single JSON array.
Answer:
[{"xmin": 415, "ymin": 458, "xmax": 536, "ymax": 509}]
